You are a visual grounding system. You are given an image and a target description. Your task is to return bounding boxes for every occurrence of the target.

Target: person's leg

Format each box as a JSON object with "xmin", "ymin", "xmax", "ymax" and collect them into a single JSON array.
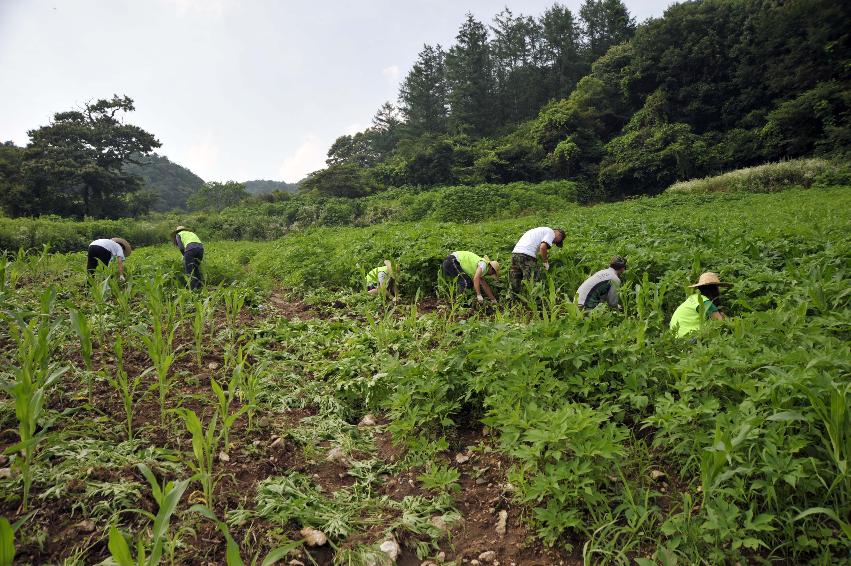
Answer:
[
  {"xmin": 191, "ymin": 247, "xmax": 204, "ymax": 290},
  {"xmin": 184, "ymin": 246, "xmax": 203, "ymax": 290},
  {"xmin": 87, "ymin": 245, "xmax": 111, "ymax": 275},
  {"xmin": 520, "ymin": 254, "xmax": 537, "ymax": 286},
  {"xmin": 509, "ymin": 253, "xmax": 524, "ymax": 295}
]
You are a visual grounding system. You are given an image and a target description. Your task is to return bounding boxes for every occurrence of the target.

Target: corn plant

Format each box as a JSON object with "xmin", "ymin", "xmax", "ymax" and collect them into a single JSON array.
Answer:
[
  {"xmin": 191, "ymin": 296, "xmax": 212, "ymax": 368},
  {"xmin": 69, "ymin": 308, "xmax": 95, "ymax": 404},
  {"xmin": 222, "ymin": 287, "xmax": 246, "ymax": 336},
  {"xmin": 176, "ymin": 408, "xmax": 220, "ymax": 509},
  {"xmin": 242, "ymin": 357, "xmax": 266, "ymax": 432},
  {"xmin": 139, "ymin": 277, "xmax": 180, "ymax": 427},
  {"xmin": 211, "ymin": 371, "xmax": 239, "ymax": 451},
  {"xmin": 105, "ymin": 337, "xmax": 151, "ymax": 441},
  {"xmin": 1, "ymin": 288, "xmax": 66, "ymax": 511},
  {"xmin": 108, "ymin": 275, "xmax": 135, "ymax": 325},
  {"xmin": 107, "ymin": 464, "xmax": 190, "ymax": 566}
]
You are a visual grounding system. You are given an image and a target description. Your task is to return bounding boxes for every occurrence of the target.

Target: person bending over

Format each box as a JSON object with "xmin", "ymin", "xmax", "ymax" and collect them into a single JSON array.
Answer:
[
  {"xmin": 442, "ymin": 251, "xmax": 500, "ymax": 303},
  {"xmin": 171, "ymin": 226, "xmax": 204, "ymax": 290},
  {"xmin": 669, "ymin": 272, "xmax": 730, "ymax": 337},
  {"xmin": 366, "ymin": 260, "xmax": 398, "ymax": 298},
  {"xmin": 576, "ymin": 256, "xmax": 626, "ymax": 310},
  {"xmin": 509, "ymin": 226, "xmax": 565, "ymax": 294},
  {"xmin": 87, "ymin": 237, "xmax": 131, "ymax": 281}
]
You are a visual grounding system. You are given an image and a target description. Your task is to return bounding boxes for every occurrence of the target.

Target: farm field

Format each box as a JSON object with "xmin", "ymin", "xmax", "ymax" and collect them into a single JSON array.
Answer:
[{"xmin": 1, "ymin": 185, "xmax": 849, "ymax": 565}]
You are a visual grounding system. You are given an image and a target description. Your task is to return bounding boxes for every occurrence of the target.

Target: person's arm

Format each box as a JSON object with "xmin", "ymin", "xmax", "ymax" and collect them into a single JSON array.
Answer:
[
  {"xmin": 711, "ymin": 311, "xmax": 726, "ymax": 320},
  {"xmin": 116, "ymin": 256, "xmax": 125, "ymax": 280},
  {"xmin": 175, "ymin": 234, "xmax": 185, "ymax": 254},
  {"xmin": 607, "ymin": 281, "xmax": 620, "ymax": 308},
  {"xmin": 480, "ymin": 278, "xmax": 497, "ymax": 302},
  {"xmin": 539, "ymin": 242, "xmax": 550, "ymax": 269}
]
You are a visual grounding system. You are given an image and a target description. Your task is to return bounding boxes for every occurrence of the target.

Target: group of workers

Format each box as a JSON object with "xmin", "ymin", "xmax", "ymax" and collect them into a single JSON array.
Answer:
[
  {"xmin": 86, "ymin": 224, "xmax": 729, "ymax": 338},
  {"xmin": 366, "ymin": 225, "xmax": 730, "ymax": 337},
  {"xmin": 86, "ymin": 226, "xmax": 204, "ymax": 290}
]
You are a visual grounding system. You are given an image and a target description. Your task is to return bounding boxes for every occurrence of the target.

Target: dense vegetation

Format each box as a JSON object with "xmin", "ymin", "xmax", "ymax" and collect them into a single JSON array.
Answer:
[
  {"xmin": 0, "ymin": 182, "xmax": 849, "ymax": 564},
  {"xmin": 306, "ymin": 0, "xmax": 850, "ymax": 200},
  {"xmin": 123, "ymin": 154, "xmax": 205, "ymax": 213},
  {"xmin": 244, "ymin": 180, "xmax": 300, "ymax": 196}
]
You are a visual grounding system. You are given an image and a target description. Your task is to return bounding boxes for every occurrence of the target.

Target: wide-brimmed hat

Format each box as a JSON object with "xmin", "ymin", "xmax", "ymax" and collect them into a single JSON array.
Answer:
[
  {"xmin": 171, "ymin": 225, "xmax": 189, "ymax": 238},
  {"xmin": 483, "ymin": 256, "xmax": 500, "ymax": 278},
  {"xmin": 111, "ymin": 237, "xmax": 132, "ymax": 256},
  {"xmin": 688, "ymin": 272, "xmax": 732, "ymax": 288}
]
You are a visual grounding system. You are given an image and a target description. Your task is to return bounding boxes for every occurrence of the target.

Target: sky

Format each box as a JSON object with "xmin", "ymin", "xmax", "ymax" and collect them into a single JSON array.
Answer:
[{"xmin": 0, "ymin": 0, "xmax": 676, "ymax": 183}]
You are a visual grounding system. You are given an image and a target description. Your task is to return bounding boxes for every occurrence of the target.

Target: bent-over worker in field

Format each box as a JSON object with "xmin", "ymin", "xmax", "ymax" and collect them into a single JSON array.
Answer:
[
  {"xmin": 87, "ymin": 237, "xmax": 131, "ymax": 281},
  {"xmin": 669, "ymin": 272, "xmax": 730, "ymax": 337},
  {"xmin": 576, "ymin": 255, "xmax": 627, "ymax": 310},
  {"xmin": 171, "ymin": 226, "xmax": 204, "ymax": 290},
  {"xmin": 441, "ymin": 251, "xmax": 500, "ymax": 303},
  {"xmin": 366, "ymin": 260, "xmax": 398, "ymax": 299},
  {"xmin": 509, "ymin": 226, "xmax": 565, "ymax": 294}
]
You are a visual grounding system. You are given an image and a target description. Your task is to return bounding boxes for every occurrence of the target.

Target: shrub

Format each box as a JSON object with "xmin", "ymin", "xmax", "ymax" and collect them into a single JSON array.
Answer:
[{"xmin": 666, "ymin": 159, "xmax": 840, "ymax": 194}]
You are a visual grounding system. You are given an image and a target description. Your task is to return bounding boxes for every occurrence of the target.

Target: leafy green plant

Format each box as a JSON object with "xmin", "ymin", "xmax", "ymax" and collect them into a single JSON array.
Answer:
[
  {"xmin": 107, "ymin": 464, "xmax": 190, "ymax": 566},
  {"xmin": 105, "ymin": 337, "xmax": 150, "ymax": 441},
  {"xmin": 1, "ymin": 287, "xmax": 67, "ymax": 511}
]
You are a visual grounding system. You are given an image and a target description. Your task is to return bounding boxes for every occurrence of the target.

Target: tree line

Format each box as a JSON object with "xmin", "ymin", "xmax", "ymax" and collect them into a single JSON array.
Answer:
[{"xmin": 302, "ymin": 0, "xmax": 850, "ymax": 201}]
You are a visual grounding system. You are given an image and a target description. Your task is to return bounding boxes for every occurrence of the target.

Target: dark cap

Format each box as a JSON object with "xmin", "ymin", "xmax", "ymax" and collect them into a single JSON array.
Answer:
[
  {"xmin": 554, "ymin": 228, "xmax": 566, "ymax": 247},
  {"xmin": 610, "ymin": 255, "xmax": 627, "ymax": 270}
]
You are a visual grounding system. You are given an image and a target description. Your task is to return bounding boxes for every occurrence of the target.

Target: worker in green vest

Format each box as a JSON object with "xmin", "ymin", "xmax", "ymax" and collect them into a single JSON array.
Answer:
[
  {"xmin": 669, "ymin": 272, "xmax": 730, "ymax": 337},
  {"xmin": 441, "ymin": 251, "xmax": 500, "ymax": 303},
  {"xmin": 366, "ymin": 259, "xmax": 398, "ymax": 299},
  {"xmin": 171, "ymin": 226, "xmax": 204, "ymax": 290}
]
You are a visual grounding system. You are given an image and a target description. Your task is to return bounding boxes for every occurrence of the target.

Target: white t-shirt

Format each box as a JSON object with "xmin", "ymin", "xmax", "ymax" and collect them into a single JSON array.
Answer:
[
  {"xmin": 90, "ymin": 238, "xmax": 125, "ymax": 259},
  {"xmin": 512, "ymin": 227, "xmax": 556, "ymax": 258}
]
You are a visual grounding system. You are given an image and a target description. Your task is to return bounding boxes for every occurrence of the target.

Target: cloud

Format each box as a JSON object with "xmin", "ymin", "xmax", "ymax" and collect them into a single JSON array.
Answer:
[
  {"xmin": 382, "ymin": 65, "xmax": 400, "ymax": 85},
  {"xmin": 278, "ymin": 134, "xmax": 326, "ymax": 182},
  {"xmin": 183, "ymin": 135, "xmax": 220, "ymax": 178}
]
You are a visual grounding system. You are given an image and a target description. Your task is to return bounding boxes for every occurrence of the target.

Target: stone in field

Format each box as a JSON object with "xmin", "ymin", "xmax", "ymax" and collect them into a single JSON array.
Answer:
[
  {"xmin": 299, "ymin": 526, "xmax": 327, "ymax": 547},
  {"xmin": 478, "ymin": 550, "xmax": 497, "ymax": 563},
  {"xmin": 495, "ymin": 509, "xmax": 508, "ymax": 536},
  {"xmin": 358, "ymin": 414, "xmax": 377, "ymax": 427},
  {"xmin": 379, "ymin": 538, "xmax": 401, "ymax": 561}
]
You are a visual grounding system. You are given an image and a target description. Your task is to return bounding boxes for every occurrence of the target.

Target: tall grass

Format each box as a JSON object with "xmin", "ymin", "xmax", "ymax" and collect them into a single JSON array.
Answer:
[{"xmin": 666, "ymin": 158, "xmax": 844, "ymax": 193}]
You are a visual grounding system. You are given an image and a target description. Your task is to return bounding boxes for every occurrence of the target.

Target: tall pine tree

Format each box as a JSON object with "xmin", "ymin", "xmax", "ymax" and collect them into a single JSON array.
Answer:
[
  {"xmin": 398, "ymin": 44, "xmax": 449, "ymax": 136},
  {"xmin": 445, "ymin": 14, "xmax": 497, "ymax": 136}
]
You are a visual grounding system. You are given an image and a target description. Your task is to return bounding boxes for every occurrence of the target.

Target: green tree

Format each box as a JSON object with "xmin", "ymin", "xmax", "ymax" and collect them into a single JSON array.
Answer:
[
  {"xmin": 445, "ymin": 14, "xmax": 497, "ymax": 136},
  {"xmin": 19, "ymin": 95, "xmax": 160, "ymax": 218},
  {"xmin": 539, "ymin": 3, "xmax": 586, "ymax": 99},
  {"xmin": 187, "ymin": 181, "xmax": 249, "ymax": 211},
  {"xmin": 491, "ymin": 8, "xmax": 548, "ymax": 125},
  {"xmin": 300, "ymin": 163, "xmax": 370, "ymax": 198},
  {"xmin": 399, "ymin": 44, "xmax": 449, "ymax": 136},
  {"xmin": 579, "ymin": 0, "xmax": 636, "ymax": 61}
]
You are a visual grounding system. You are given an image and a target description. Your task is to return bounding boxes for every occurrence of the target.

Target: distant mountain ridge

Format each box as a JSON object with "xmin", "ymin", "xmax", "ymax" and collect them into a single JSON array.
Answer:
[
  {"xmin": 124, "ymin": 153, "xmax": 205, "ymax": 212},
  {"xmin": 243, "ymin": 179, "xmax": 300, "ymax": 195}
]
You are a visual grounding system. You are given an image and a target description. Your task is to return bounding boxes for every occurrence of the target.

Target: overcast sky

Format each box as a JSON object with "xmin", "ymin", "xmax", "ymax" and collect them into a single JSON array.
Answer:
[{"xmin": 0, "ymin": 0, "xmax": 675, "ymax": 183}]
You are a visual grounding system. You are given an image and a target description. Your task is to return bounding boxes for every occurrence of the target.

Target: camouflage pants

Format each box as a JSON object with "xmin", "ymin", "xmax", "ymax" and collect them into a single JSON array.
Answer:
[{"xmin": 509, "ymin": 253, "xmax": 538, "ymax": 294}]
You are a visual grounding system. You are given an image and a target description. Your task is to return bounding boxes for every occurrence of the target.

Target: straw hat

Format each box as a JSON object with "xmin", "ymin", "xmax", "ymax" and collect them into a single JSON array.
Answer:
[
  {"xmin": 111, "ymin": 237, "xmax": 132, "ymax": 257},
  {"xmin": 171, "ymin": 225, "xmax": 189, "ymax": 238},
  {"xmin": 483, "ymin": 256, "xmax": 500, "ymax": 278},
  {"xmin": 688, "ymin": 272, "xmax": 732, "ymax": 288}
]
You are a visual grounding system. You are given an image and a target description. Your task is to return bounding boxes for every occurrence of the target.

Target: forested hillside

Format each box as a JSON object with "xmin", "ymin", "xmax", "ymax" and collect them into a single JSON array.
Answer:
[
  {"xmin": 243, "ymin": 179, "xmax": 300, "ymax": 195},
  {"xmin": 304, "ymin": 0, "xmax": 850, "ymax": 200},
  {"xmin": 123, "ymin": 153, "xmax": 205, "ymax": 212}
]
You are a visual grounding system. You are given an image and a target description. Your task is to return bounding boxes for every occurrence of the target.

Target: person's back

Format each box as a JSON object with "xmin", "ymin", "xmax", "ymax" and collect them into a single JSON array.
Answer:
[
  {"xmin": 670, "ymin": 293, "xmax": 716, "ymax": 337},
  {"xmin": 576, "ymin": 267, "xmax": 620, "ymax": 309}
]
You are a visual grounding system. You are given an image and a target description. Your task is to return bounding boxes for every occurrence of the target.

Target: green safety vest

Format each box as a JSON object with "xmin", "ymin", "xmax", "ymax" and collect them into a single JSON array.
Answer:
[
  {"xmin": 366, "ymin": 265, "xmax": 389, "ymax": 285},
  {"xmin": 453, "ymin": 251, "xmax": 486, "ymax": 277},
  {"xmin": 669, "ymin": 293, "xmax": 716, "ymax": 337},
  {"xmin": 177, "ymin": 231, "xmax": 202, "ymax": 246}
]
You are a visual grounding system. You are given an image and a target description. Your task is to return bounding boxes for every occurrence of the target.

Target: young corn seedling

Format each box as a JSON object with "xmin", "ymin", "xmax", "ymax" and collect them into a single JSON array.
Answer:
[
  {"xmin": 108, "ymin": 274, "xmax": 135, "ymax": 325},
  {"xmin": 107, "ymin": 464, "xmax": 190, "ymax": 566},
  {"xmin": 69, "ymin": 309, "xmax": 94, "ymax": 402},
  {"xmin": 211, "ymin": 370, "xmax": 241, "ymax": 451},
  {"xmin": 222, "ymin": 287, "xmax": 246, "ymax": 339},
  {"xmin": 105, "ymin": 337, "xmax": 151, "ymax": 441},
  {"xmin": 139, "ymin": 281, "xmax": 180, "ymax": 428},
  {"xmin": 191, "ymin": 296, "xmax": 212, "ymax": 368},
  {"xmin": 242, "ymin": 357, "xmax": 266, "ymax": 432},
  {"xmin": 1, "ymin": 288, "xmax": 66, "ymax": 511}
]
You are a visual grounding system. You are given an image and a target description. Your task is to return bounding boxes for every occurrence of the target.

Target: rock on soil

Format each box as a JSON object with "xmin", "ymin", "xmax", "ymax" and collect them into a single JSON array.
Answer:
[
  {"xmin": 74, "ymin": 519, "xmax": 96, "ymax": 532},
  {"xmin": 650, "ymin": 469, "xmax": 666, "ymax": 481},
  {"xmin": 478, "ymin": 550, "xmax": 497, "ymax": 563},
  {"xmin": 0, "ymin": 468, "xmax": 12, "ymax": 479},
  {"xmin": 270, "ymin": 436, "xmax": 285, "ymax": 448},
  {"xmin": 379, "ymin": 538, "xmax": 401, "ymax": 561},
  {"xmin": 326, "ymin": 446, "xmax": 347, "ymax": 464},
  {"xmin": 495, "ymin": 509, "xmax": 508, "ymax": 537},
  {"xmin": 358, "ymin": 414, "xmax": 377, "ymax": 427},
  {"xmin": 207, "ymin": 361, "xmax": 220, "ymax": 370},
  {"xmin": 299, "ymin": 527, "xmax": 327, "ymax": 547},
  {"xmin": 455, "ymin": 453, "xmax": 470, "ymax": 464},
  {"xmin": 218, "ymin": 451, "xmax": 230, "ymax": 462}
]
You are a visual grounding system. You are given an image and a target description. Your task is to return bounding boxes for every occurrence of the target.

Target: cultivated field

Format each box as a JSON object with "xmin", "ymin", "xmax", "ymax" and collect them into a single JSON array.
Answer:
[{"xmin": 1, "ymin": 186, "xmax": 849, "ymax": 565}]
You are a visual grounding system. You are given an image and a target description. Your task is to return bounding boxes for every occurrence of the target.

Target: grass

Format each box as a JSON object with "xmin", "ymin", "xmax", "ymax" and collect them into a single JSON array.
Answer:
[
  {"xmin": 666, "ymin": 158, "xmax": 847, "ymax": 193},
  {"xmin": 0, "ymin": 183, "xmax": 849, "ymax": 564}
]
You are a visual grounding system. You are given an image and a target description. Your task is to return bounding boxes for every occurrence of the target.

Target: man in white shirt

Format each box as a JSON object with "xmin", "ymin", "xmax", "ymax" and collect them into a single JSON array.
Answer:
[{"xmin": 509, "ymin": 227, "xmax": 565, "ymax": 294}]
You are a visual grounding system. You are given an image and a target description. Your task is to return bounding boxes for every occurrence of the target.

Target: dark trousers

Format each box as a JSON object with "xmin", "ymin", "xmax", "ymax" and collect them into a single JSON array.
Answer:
[
  {"xmin": 183, "ymin": 244, "xmax": 204, "ymax": 290},
  {"xmin": 86, "ymin": 245, "xmax": 112, "ymax": 274},
  {"xmin": 442, "ymin": 255, "xmax": 473, "ymax": 291}
]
